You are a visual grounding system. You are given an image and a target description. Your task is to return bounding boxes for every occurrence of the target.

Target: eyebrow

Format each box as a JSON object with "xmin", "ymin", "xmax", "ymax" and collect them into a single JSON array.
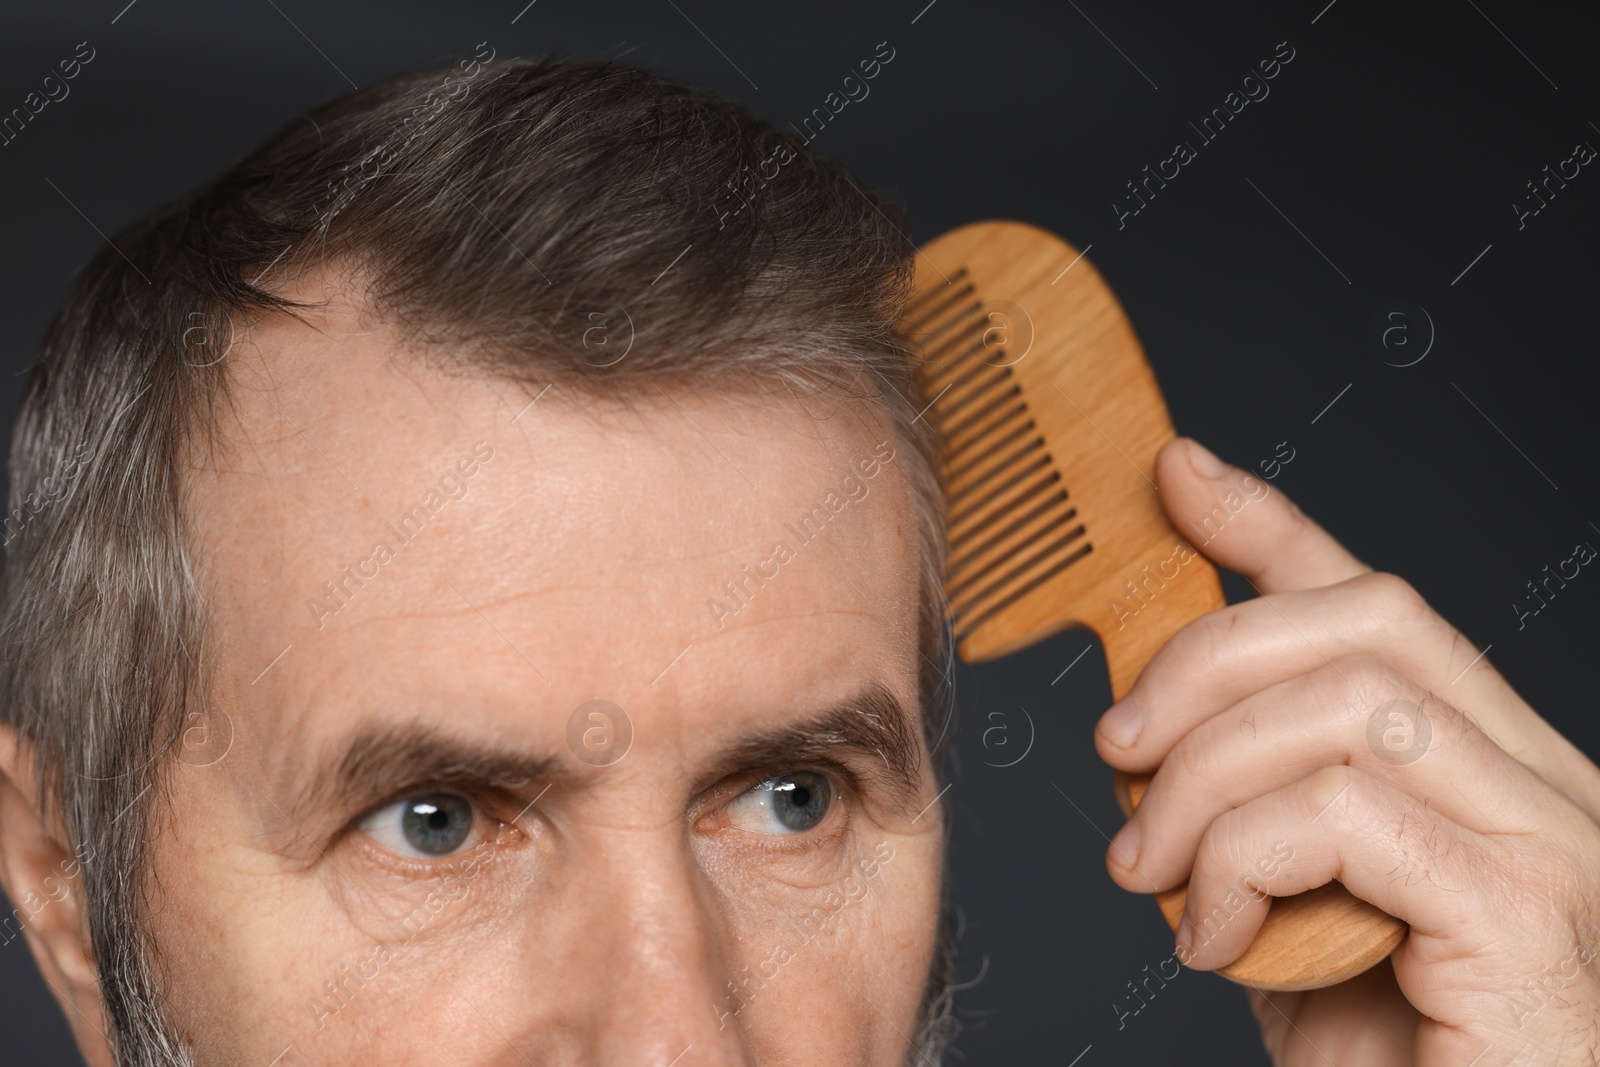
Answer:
[
  {"xmin": 282, "ymin": 723, "xmax": 569, "ymax": 830},
  {"xmin": 282, "ymin": 681, "xmax": 924, "ymax": 827},
  {"xmin": 710, "ymin": 682, "xmax": 925, "ymax": 811}
]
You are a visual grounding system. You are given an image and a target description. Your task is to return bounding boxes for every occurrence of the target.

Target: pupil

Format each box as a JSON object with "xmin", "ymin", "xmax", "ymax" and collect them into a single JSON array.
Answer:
[
  {"xmin": 773, "ymin": 772, "xmax": 830, "ymax": 832},
  {"xmin": 402, "ymin": 793, "xmax": 472, "ymax": 855}
]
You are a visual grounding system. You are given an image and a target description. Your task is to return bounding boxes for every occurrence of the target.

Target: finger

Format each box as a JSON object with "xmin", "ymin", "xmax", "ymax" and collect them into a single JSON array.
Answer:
[
  {"xmin": 1105, "ymin": 655, "xmax": 1554, "ymax": 894},
  {"xmin": 1172, "ymin": 763, "xmax": 1484, "ymax": 972},
  {"xmin": 1091, "ymin": 565, "xmax": 1600, "ymax": 834},
  {"xmin": 1248, "ymin": 965, "xmax": 1418, "ymax": 1067},
  {"xmin": 1093, "ymin": 570, "xmax": 1525, "ymax": 773},
  {"xmin": 1155, "ymin": 437, "xmax": 1368, "ymax": 594}
]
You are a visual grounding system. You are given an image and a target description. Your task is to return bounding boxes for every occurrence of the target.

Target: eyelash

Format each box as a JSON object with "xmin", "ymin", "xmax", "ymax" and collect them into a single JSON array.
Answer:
[
  {"xmin": 343, "ymin": 783, "xmax": 525, "ymax": 881},
  {"xmin": 345, "ymin": 760, "xmax": 865, "ymax": 876},
  {"xmin": 697, "ymin": 764, "xmax": 856, "ymax": 857}
]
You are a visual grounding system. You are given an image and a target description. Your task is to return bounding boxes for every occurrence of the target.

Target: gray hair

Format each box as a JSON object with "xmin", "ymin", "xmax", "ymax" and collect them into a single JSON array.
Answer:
[{"xmin": 2, "ymin": 55, "xmax": 957, "ymax": 1064}]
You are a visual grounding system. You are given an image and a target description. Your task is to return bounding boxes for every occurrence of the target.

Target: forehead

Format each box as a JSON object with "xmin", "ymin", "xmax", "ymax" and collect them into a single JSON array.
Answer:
[{"xmin": 183, "ymin": 282, "xmax": 925, "ymax": 761}]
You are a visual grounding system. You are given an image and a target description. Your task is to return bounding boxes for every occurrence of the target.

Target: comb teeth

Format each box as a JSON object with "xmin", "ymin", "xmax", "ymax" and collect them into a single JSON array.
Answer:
[{"xmin": 902, "ymin": 266, "xmax": 1094, "ymax": 644}]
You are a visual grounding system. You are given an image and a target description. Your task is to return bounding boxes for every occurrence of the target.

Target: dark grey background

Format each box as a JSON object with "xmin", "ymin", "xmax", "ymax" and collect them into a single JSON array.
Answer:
[{"xmin": 3, "ymin": 1, "xmax": 1598, "ymax": 1064}]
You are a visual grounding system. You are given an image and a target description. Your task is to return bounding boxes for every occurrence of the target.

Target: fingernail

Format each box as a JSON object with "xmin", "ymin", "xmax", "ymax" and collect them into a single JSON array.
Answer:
[
  {"xmin": 1099, "ymin": 698, "xmax": 1142, "ymax": 747},
  {"xmin": 1185, "ymin": 438, "xmax": 1229, "ymax": 478},
  {"xmin": 1176, "ymin": 915, "xmax": 1194, "ymax": 957},
  {"xmin": 1109, "ymin": 818, "xmax": 1141, "ymax": 867}
]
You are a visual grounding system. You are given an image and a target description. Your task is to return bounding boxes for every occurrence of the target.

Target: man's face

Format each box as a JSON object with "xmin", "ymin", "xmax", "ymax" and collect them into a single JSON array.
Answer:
[{"xmin": 148, "ymin": 284, "xmax": 945, "ymax": 1066}]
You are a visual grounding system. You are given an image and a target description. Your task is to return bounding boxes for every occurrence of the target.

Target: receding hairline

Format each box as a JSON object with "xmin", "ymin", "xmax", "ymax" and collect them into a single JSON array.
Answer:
[{"xmin": 0, "ymin": 53, "xmax": 957, "ymax": 1063}]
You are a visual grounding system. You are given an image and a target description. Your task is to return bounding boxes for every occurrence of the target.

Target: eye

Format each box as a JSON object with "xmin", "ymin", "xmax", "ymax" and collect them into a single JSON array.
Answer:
[
  {"xmin": 358, "ymin": 792, "xmax": 478, "ymax": 858},
  {"xmin": 725, "ymin": 771, "xmax": 835, "ymax": 835}
]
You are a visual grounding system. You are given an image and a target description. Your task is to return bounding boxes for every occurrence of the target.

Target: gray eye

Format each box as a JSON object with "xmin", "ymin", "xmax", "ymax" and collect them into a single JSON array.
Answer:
[
  {"xmin": 360, "ymin": 793, "xmax": 476, "ymax": 858},
  {"xmin": 728, "ymin": 771, "xmax": 834, "ymax": 834},
  {"xmin": 402, "ymin": 794, "xmax": 473, "ymax": 854}
]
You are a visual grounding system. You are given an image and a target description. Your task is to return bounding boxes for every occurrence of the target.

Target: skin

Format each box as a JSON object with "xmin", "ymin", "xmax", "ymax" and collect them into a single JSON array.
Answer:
[
  {"xmin": 1099, "ymin": 438, "xmax": 1600, "ymax": 1065},
  {"xmin": 3, "ymin": 282, "xmax": 1597, "ymax": 1064},
  {"xmin": 0, "ymin": 278, "xmax": 946, "ymax": 1066}
]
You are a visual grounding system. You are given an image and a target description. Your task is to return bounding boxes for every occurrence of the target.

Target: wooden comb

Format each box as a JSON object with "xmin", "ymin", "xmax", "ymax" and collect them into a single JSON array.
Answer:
[{"xmin": 897, "ymin": 219, "xmax": 1406, "ymax": 991}]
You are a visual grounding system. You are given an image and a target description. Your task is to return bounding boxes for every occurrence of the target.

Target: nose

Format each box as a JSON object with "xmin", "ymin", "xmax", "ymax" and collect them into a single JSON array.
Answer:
[{"xmin": 573, "ymin": 826, "xmax": 759, "ymax": 1067}]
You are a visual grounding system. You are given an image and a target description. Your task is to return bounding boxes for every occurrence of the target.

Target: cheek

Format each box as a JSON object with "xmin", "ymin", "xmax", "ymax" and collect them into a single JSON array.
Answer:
[
  {"xmin": 150, "ymin": 851, "xmax": 518, "ymax": 1064},
  {"xmin": 718, "ymin": 829, "xmax": 945, "ymax": 1060},
  {"xmin": 857, "ymin": 831, "xmax": 945, "ymax": 1002},
  {"xmin": 144, "ymin": 841, "xmax": 343, "ymax": 1062},
  {"xmin": 142, "ymin": 768, "xmax": 510, "ymax": 1064},
  {"xmin": 143, "ymin": 805, "xmax": 946, "ymax": 1064}
]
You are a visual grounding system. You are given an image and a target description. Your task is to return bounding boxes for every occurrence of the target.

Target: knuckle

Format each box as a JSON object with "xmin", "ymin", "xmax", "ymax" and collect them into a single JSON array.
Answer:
[
  {"xmin": 1198, "ymin": 805, "xmax": 1253, "ymax": 873},
  {"xmin": 1360, "ymin": 571, "xmax": 1432, "ymax": 627},
  {"xmin": 1137, "ymin": 606, "xmax": 1247, "ymax": 715},
  {"xmin": 1330, "ymin": 652, "xmax": 1401, "ymax": 710},
  {"xmin": 1383, "ymin": 798, "xmax": 1482, "ymax": 925},
  {"xmin": 1170, "ymin": 607, "xmax": 1243, "ymax": 677},
  {"xmin": 1414, "ymin": 688, "xmax": 1465, "ymax": 739},
  {"xmin": 1165, "ymin": 730, "xmax": 1225, "ymax": 799},
  {"xmin": 1210, "ymin": 606, "xmax": 1251, "ymax": 663}
]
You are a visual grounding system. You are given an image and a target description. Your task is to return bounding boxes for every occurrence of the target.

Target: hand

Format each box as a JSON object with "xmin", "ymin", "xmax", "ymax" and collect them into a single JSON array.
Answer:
[{"xmin": 1094, "ymin": 437, "xmax": 1600, "ymax": 1066}]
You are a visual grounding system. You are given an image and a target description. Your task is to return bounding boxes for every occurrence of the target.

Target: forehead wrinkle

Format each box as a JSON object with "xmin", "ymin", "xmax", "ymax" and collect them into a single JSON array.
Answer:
[{"xmin": 695, "ymin": 606, "xmax": 892, "ymax": 647}]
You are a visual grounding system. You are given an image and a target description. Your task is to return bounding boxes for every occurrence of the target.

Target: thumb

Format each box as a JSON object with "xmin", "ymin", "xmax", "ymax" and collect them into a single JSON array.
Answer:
[{"xmin": 1155, "ymin": 437, "xmax": 1369, "ymax": 594}]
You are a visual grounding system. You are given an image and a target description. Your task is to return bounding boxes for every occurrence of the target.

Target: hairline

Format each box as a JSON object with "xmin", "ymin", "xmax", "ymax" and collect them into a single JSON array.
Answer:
[{"xmin": 3, "ymin": 54, "xmax": 960, "ymax": 1063}]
